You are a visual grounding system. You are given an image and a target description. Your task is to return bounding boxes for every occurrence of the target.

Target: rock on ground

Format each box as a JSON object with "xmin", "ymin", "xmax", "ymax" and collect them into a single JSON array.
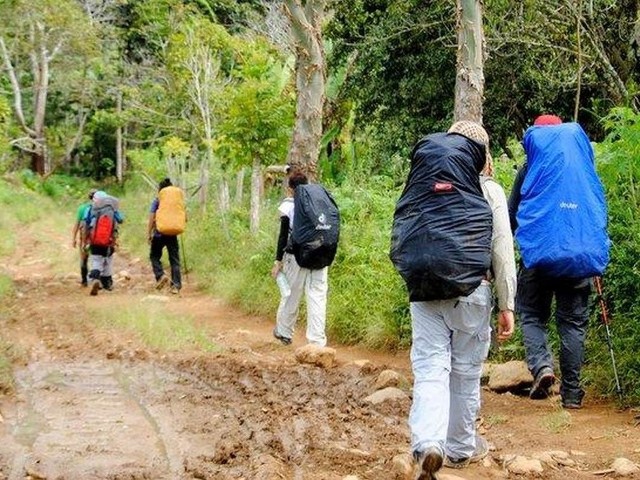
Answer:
[
  {"xmin": 363, "ymin": 387, "xmax": 408, "ymax": 405},
  {"xmin": 294, "ymin": 344, "xmax": 337, "ymax": 368},
  {"xmin": 374, "ymin": 369, "xmax": 410, "ymax": 391},
  {"xmin": 612, "ymin": 457, "xmax": 640, "ymax": 476},
  {"xmin": 488, "ymin": 360, "xmax": 533, "ymax": 393}
]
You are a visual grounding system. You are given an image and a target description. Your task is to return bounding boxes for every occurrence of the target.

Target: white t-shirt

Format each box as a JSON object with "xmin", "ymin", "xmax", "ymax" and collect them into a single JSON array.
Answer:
[{"xmin": 278, "ymin": 197, "xmax": 295, "ymax": 226}]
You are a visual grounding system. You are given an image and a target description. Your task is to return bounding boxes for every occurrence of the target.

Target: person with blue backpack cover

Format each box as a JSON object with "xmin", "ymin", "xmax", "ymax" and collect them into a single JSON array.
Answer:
[{"xmin": 508, "ymin": 114, "xmax": 610, "ymax": 409}]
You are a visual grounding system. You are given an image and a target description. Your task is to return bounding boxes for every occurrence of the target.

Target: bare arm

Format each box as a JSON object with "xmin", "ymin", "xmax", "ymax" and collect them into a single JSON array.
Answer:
[
  {"xmin": 147, "ymin": 213, "xmax": 155, "ymax": 244},
  {"xmin": 71, "ymin": 221, "xmax": 80, "ymax": 247}
]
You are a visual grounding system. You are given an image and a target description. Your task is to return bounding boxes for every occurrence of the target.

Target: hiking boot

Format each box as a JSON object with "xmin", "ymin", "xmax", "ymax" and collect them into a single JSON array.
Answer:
[
  {"xmin": 530, "ymin": 366, "xmax": 556, "ymax": 400},
  {"xmin": 155, "ymin": 276, "xmax": 169, "ymax": 290},
  {"xmin": 414, "ymin": 445, "xmax": 443, "ymax": 480},
  {"xmin": 562, "ymin": 399, "xmax": 583, "ymax": 410},
  {"xmin": 101, "ymin": 276, "xmax": 113, "ymax": 291},
  {"xmin": 443, "ymin": 435, "xmax": 489, "ymax": 469},
  {"xmin": 273, "ymin": 328, "xmax": 292, "ymax": 346},
  {"xmin": 90, "ymin": 279, "xmax": 101, "ymax": 296}
]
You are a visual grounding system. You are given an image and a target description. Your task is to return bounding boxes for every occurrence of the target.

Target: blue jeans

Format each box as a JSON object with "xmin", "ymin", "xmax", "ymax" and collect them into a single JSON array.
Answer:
[
  {"xmin": 516, "ymin": 267, "xmax": 591, "ymax": 404},
  {"xmin": 409, "ymin": 282, "xmax": 492, "ymax": 460}
]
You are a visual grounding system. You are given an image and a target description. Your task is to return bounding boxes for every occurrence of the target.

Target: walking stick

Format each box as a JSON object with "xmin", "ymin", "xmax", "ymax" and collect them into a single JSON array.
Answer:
[
  {"xmin": 180, "ymin": 234, "xmax": 189, "ymax": 284},
  {"xmin": 594, "ymin": 276, "xmax": 623, "ymax": 400}
]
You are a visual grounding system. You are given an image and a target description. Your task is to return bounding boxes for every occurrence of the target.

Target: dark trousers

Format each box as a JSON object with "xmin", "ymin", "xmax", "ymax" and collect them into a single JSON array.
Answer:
[
  {"xmin": 516, "ymin": 267, "xmax": 591, "ymax": 404},
  {"xmin": 80, "ymin": 247, "xmax": 89, "ymax": 284},
  {"xmin": 150, "ymin": 235, "xmax": 181, "ymax": 289}
]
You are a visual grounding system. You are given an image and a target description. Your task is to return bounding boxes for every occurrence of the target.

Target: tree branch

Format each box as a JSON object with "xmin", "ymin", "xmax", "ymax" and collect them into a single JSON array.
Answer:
[{"xmin": 0, "ymin": 36, "xmax": 36, "ymax": 136}]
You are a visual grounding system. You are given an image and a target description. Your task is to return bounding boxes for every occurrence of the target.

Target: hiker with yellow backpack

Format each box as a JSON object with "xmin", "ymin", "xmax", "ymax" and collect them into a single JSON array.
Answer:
[{"xmin": 147, "ymin": 178, "xmax": 186, "ymax": 294}]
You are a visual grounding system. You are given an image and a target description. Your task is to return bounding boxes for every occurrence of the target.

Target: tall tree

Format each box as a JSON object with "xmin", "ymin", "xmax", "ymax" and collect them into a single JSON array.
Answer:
[
  {"xmin": 453, "ymin": 0, "xmax": 486, "ymax": 122},
  {"xmin": 283, "ymin": 0, "xmax": 327, "ymax": 180},
  {"xmin": 168, "ymin": 17, "xmax": 235, "ymax": 210},
  {"xmin": 216, "ymin": 44, "xmax": 294, "ymax": 234},
  {"xmin": 0, "ymin": 0, "xmax": 97, "ymax": 174},
  {"xmin": 483, "ymin": 0, "xmax": 639, "ymax": 145},
  {"xmin": 327, "ymin": 1, "xmax": 455, "ymax": 172}
]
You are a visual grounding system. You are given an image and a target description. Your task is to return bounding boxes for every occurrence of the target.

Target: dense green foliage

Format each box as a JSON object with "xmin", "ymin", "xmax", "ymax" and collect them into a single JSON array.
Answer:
[
  {"xmin": 328, "ymin": 0, "xmax": 640, "ymax": 167},
  {"xmin": 586, "ymin": 108, "xmax": 640, "ymax": 403}
]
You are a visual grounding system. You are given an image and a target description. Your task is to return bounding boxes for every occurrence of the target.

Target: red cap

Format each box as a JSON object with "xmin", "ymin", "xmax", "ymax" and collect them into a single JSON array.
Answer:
[{"xmin": 534, "ymin": 114, "xmax": 562, "ymax": 126}]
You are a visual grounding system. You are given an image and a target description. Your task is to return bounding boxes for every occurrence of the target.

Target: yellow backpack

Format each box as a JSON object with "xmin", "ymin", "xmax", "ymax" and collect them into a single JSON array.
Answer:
[{"xmin": 156, "ymin": 186, "xmax": 186, "ymax": 235}]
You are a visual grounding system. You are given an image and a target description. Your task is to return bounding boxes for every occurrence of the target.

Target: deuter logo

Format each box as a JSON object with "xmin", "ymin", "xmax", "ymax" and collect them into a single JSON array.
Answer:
[
  {"xmin": 560, "ymin": 202, "xmax": 578, "ymax": 209},
  {"xmin": 316, "ymin": 213, "xmax": 332, "ymax": 230}
]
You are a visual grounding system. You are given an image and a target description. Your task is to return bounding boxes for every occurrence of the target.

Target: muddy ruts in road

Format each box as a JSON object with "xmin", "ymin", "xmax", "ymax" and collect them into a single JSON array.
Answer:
[{"xmin": 0, "ymin": 355, "xmax": 411, "ymax": 479}]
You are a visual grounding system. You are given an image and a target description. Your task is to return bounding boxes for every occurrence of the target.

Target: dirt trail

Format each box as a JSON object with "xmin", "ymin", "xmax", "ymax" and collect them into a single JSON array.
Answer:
[{"xmin": 0, "ymin": 226, "xmax": 639, "ymax": 480}]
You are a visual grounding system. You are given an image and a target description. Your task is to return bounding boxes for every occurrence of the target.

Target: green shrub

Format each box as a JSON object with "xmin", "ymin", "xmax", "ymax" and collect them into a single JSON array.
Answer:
[
  {"xmin": 587, "ymin": 107, "xmax": 640, "ymax": 404},
  {"xmin": 90, "ymin": 303, "xmax": 218, "ymax": 352}
]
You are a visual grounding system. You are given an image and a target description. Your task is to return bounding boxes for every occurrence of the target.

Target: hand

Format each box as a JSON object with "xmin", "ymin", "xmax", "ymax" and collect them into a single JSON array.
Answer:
[
  {"xmin": 496, "ymin": 309, "xmax": 515, "ymax": 342},
  {"xmin": 72, "ymin": 239, "xmax": 77, "ymax": 248},
  {"xmin": 271, "ymin": 261, "xmax": 282, "ymax": 279},
  {"xmin": 147, "ymin": 234, "xmax": 153, "ymax": 245}
]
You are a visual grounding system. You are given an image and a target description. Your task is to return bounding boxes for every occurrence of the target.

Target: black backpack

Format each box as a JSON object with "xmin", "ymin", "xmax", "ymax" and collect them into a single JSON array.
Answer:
[
  {"xmin": 390, "ymin": 132, "xmax": 493, "ymax": 301},
  {"xmin": 290, "ymin": 184, "xmax": 340, "ymax": 269}
]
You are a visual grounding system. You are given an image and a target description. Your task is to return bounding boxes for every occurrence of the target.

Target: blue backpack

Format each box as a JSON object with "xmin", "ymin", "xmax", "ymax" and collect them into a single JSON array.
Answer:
[{"xmin": 516, "ymin": 122, "xmax": 610, "ymax": 278}]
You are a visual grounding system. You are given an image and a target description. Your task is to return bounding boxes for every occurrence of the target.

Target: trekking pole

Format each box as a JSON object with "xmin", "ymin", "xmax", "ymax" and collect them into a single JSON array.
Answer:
[
  {"xmin": 180, "ymin": 234, "xmax": 189, "ymax": 284},
  {"xmin": 593, "ymin": 276, "xmax": 623, "ymax": 400}
]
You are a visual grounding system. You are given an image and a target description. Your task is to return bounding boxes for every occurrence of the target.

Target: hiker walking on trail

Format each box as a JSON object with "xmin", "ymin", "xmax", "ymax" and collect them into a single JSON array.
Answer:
[
  {"xmin": 508, "ymin": 115, "xmax": 610, "ymax": 409},
  {"xmin": 84, "ymin": 191, "xmax": 124, "ymax": 296},
  {"xmin": 72, "ymin": 188, "xmax": 96, "ymax": 286},
  {"xmin": 147, "ymin": 178, "xmax": 186, "ymax": 295},
  {"xmin": 271, "ymin": 170, "xmax": 340, "ymax": 347},
  {"xmin": 390, "ymin": 121, "xmax": 516, "ymax": 479}
]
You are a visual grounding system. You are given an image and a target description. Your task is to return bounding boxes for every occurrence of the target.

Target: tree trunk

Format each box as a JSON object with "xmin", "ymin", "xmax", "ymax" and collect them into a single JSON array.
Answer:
[
  {"xmin": 235, "ymin": 167, "xmax": 245, "ymax": 205},
  {"xmin": 0, "ymin": 35, "xmax": 48, "ymax": 175},
  {"xmin": 199, "ymin": 151, "xmax": 210, "ymax": 213},
  {"xmin": 250, "ymin": 158, "xmax": 262, "ymax": 235},
  {"xmin": 453, "ymin": 0, "xmax": 485, "ymax": 123},
  {"xmin": 64, "ymin": 110, "xmax": 87, "ymax": 166},
  {"xmin": 33, "ymin": 28, "xmax": 52, "ymax": 175},
  {"xmin": 31, "ymin": 149, "xmax": 45, "ymax": 175},
  {"xmin": 219, "ymin": 178, "xmax": 230, "ymax": 212},
  {"xmin": 283, "ymin": 0, "xmax": 326, "ymax": 181},
  {"xmin": 116, "ymin": 91, "xmax": 124, "ymax": 184}
]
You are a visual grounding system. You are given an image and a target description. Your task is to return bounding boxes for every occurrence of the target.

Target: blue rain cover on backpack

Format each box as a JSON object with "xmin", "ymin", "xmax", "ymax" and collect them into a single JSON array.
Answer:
[
  {"xmin": 390, "ymin": 132, "xmax": 493, "ymax": 301},
  {"xmin": 516, "ymin": 122, "xmax": 610, "ymax": 277}
]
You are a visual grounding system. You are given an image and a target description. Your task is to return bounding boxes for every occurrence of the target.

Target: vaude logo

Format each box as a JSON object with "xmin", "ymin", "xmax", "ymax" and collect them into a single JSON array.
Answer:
[
  {"xmin": 316, "ymin": 213, "xmax": 332, "ymax": 230},
  {"xmin": 560, "ymin": 202, "xmax": 578, "ymax": 209}
]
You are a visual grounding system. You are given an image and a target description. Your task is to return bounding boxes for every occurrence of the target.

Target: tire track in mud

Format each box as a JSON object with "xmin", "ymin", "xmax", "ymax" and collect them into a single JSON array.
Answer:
[{"xmin": 4, "ymin": 361, "xmax": 174, "ymax": 479}]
